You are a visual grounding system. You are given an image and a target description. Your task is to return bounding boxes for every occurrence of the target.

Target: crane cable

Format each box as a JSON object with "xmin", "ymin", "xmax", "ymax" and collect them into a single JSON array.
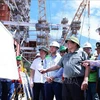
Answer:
[
  {"xmin": 60, "ymin": 0, "xmax": 68, "ymax": 44},
  {"xmin": 87, "ymin": 0, "xmax": 90, "ymax": 42},
  {"xmin": 79, "ymin": 7, "xmax": 87, "ymax": 42},
  {"xmin": 48, "ymin": 0, "xmax": 52, "ymax": 26},
  {"xmin": 79, "ymin": 0, "xmax": 90, "ymax": 43}
]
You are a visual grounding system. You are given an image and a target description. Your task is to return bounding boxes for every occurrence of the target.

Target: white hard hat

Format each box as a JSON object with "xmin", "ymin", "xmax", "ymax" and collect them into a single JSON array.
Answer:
[
  {"xmin": 83, "ymin": 42, "xmax": 92, "ymax": 48},
  {"xmin": 50, "ymin": 41, "xmax": 60, "ymax": 48}
]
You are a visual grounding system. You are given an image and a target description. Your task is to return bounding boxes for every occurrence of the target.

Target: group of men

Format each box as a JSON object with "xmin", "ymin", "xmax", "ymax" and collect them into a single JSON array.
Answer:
[
  {"xmin": 30, "ymin": 35, "xmax": 100, "ymax": 100},
  {"xmin": 0, "ymin": 35, "xmax": 99, "ymax": 100}
]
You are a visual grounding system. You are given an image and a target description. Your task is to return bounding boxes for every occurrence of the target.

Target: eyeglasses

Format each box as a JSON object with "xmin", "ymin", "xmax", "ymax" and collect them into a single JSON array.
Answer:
[
  {"xmin": 41, "ymin": 60, "xmax": 43, "ymax": 66},
  {"xmin": 65, "ymin": 40, "xmax": 75, "ymax": 44},
  {"xmin": 60, "ymin": 51, "xmax": 66, "ymax": 53},
  {"xmin": 83, "ymin": 47, "xmax": 91, "ymax": 50}
]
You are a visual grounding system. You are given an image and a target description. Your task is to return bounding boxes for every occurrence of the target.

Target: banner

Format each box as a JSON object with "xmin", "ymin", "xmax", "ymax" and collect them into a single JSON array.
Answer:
[{"xmin": 0, "ymin": 22, "xmax": 19, "ymax": 80}]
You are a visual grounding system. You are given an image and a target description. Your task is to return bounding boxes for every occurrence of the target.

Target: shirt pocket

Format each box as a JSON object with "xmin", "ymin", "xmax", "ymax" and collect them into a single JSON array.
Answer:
[{"xmin": 70, "ymin": 57, "xmax": 81, "ymax": 65}]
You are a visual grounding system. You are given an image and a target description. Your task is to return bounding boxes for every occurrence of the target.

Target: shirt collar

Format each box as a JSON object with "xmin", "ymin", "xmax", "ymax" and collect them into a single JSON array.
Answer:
[
  {"xmin": 50, "ymin": 53, "xmax": 58, "ymax": 58},
  {"xmin": 69, "ymin": 48, "xmax": 79, "ymax": 54}
]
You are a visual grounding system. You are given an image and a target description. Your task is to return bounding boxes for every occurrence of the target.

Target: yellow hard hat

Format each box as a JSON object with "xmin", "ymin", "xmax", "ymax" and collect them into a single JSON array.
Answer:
[{"xmin": 65, "ymin": 36, "xmax": 80, "ymax": 47}]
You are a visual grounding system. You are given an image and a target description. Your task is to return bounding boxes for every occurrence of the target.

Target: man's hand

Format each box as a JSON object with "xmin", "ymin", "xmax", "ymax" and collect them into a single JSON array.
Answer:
[
  {"xmin": 39, "ymin": 69, "xmax": 47, "ymax": 74},
  {"xmin": 50, "ymin": 77, "xmax": 54, "ymax": 81},
  {"xmin": 82, "ymin": 60, "xmax": 90, "ymax": 68},
  {"xmin": 30, "ymin": 78, "xmax": 34, "ymax": 88},
  {"xmin": 30, "ymin": 83, "xmax": 34, "ymax": 88},
  {"xmin": 46, "ymin": 77, "xmax": 53, "ymax": 83},
  {"xmin": 81, "ymin": 78, "xmax": 88, "ymax": 90}
]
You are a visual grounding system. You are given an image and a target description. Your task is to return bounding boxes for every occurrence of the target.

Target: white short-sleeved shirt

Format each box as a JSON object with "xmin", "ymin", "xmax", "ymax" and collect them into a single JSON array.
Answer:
[{"xmin": 30, "ymin": 57, "xmax": 46, "ymax": 83}]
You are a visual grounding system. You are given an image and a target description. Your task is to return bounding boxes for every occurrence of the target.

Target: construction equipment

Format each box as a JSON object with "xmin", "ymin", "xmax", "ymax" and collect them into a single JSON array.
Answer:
[
  {"xmin": 62, "ymin": 0, "xmax": 90, "ymax": 42},
  {"xmin": 0, "ymin": 0, "xmax": 30, "ymax": 45},
  {"xmin": 61, "ymin": 18, "xmax": 68, "ymax": 38},
  {"xmin": 0, "ymin": 0, "xmax": 90, "ymax": 61},
  {"xmin": 36, "ymin": 0, "xmax": 50, "ymax": 48}
]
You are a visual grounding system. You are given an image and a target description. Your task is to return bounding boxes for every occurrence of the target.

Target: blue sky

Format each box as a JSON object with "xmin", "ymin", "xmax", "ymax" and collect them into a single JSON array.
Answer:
[{"xmin": 29, "ymin": 0, "xmax": 100, "ymax": 51}]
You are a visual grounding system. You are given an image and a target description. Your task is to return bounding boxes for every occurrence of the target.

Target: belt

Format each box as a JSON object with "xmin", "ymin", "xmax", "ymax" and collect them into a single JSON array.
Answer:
[
  {"xmin": 64, "ymin": 76, "xmax": 84, "ymax": 80},
  {"xmin": 64, "ymin": 76, "xmax": 84, "ymax": 84}
]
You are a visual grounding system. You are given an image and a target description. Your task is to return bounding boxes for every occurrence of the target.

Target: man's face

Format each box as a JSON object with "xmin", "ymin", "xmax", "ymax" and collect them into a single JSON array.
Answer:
[
  {"xmin": 66, "ymin": 40, "xmax": 77, "ymax": 50},
  {"xmin": 40, "ymin": 50, "xmax": 47, "ymax": 57},
  {"xmin": 60, "ymin": 51, "xmax": 66, "ymax": 56},
  {"xmin": 96, "ymin": 48, "xmax": 100, "ymax": 54},
  {"xmin": 50, "ymin": 46, "xmax": 57, "ymax": 54},
  {"xmin": 17, "ymin": 60, "xmax": 21, "ymax": 66},
  {"xmin": 83, "ymin": 47, "xmax": 92, "ymax": 55}
]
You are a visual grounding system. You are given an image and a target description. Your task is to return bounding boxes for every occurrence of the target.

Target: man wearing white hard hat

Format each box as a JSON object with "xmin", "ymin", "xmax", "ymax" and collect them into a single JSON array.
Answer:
[
  {"xmin": 82, "ymin": 41, "xmax": 100, "ymax": 99},
  {"xmin": 44, "ymin": 41, "xmax": 62, "ymax": 100},
  {"xmin": 83, "ymin": 42, "xmax": 98, "ymax": 100},
  {"xmin": 83, "ymin": 42, "xmax": 92, "ymax": 58}
]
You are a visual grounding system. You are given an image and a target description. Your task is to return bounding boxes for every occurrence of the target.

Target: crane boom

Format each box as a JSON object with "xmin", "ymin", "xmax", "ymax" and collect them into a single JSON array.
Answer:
[
  {"xmin": 63, "ymin": 0, "xmax": 89, "ymax": 42},
  {"xmin": 72, "ymin": 0, "xmax": 88, "ymax": 22}
]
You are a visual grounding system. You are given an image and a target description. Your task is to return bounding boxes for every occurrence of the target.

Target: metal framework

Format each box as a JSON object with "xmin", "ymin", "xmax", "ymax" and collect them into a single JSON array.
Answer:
[
  {"xmin": 0, "ymin": 0, "xmax": 34, "ymax": 62},
  {"xmin": 38, "ymin": 0, "xmax": 46, "ymax": 21},
  {"xmin": 36, "ymin": 0, "xmax": 50, "ymax": 47},
  {"xmin": 72, "ymin": 0, "xmax": 88, "ymax": 22}
]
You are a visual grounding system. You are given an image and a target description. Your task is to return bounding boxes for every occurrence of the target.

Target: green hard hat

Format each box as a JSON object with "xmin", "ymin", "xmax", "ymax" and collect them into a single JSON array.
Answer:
[
  {"xmin": 59, "ymin": 46, "xmax": 66, "ymax": 51},
  {"xmin": 16, "ymin": 56, "xmax": 22, "ymax": 61},
  {"xmin": 65, "ymin": 36, "xmax": 80, "ymax": 47}
]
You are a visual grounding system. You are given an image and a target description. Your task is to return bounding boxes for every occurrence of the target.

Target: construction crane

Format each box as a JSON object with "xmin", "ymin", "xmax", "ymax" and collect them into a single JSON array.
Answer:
[
  {"xmin": 35, "ymin": 0, "xmax": 50, "ymax": 47},
  {"xmin": 1, "ymin": 0, "xmax": 90, "ymax": 57},
  {"xmin": 62, "ymin": 0, "xmax": 90, "ymax": 43}
]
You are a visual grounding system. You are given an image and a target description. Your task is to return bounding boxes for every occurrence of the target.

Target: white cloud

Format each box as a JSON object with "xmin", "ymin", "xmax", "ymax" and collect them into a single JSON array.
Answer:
[
  {"xmin": 96, "ymin": 10, "xmax": 100, "ymax": 16},
  {"xmin": 90, "ymin": 1, "xmax": 100, "ymax": 8}
]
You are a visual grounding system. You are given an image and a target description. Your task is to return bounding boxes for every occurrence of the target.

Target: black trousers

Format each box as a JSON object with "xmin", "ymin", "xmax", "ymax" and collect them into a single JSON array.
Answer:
[
  {"xmin": 44, "ymin": 81, "xmax": 62, "ymax": 100},
  {"xmin": 62, "ymin": 77, "xmax": 85, "ymax": 100},
  {"xmin": 0, "ymin": 81, "xmax": 8, "ymax": 100},
  {"xmin": 97, "ymin": 79, "xmax": 100, "ymax": 98},
  {"xmin": 33, "ymin": 83, "xmax": 45, "ymax": 100}
]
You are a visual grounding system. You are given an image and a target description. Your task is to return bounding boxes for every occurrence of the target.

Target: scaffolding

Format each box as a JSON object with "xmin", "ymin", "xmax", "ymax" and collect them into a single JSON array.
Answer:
[{"xmin": 0, "ymin": 0, "xmax": 33, "ymax": 62}]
